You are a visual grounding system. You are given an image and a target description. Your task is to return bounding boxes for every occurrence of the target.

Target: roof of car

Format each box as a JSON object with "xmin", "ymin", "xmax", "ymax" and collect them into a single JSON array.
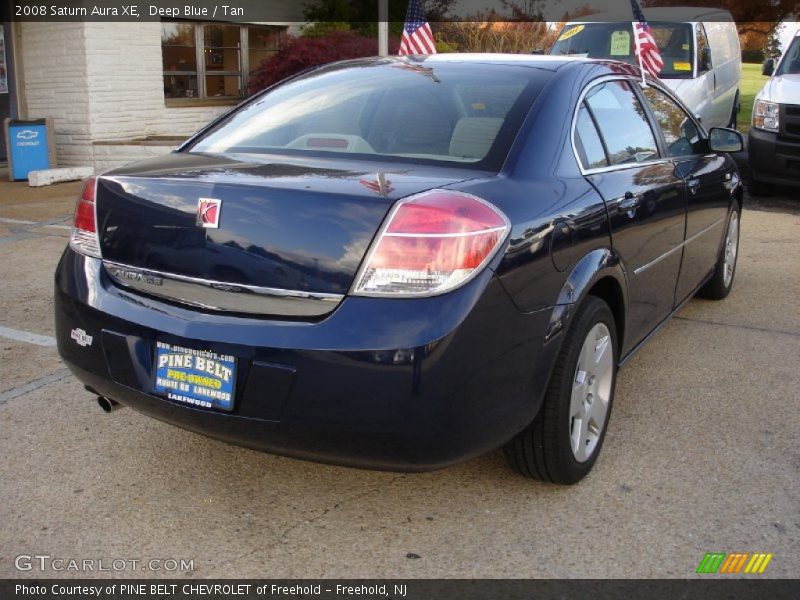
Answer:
[
  {"xmin": 411, "ymin": 54, "xmax": 648, "ymax": 79},
  {"xmin": 420, "ymin": 53, "xmax": 582, "ymax": 70}
]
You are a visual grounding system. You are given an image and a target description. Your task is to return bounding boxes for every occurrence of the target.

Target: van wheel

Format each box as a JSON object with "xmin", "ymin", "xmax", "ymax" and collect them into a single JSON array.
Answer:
[
  {"xmin": 747, "ymin": 175, "xmax": 773, "ymax": 197},
  {"xmin": 698, "ymin": 207, "xmax": 739, "ymax": 300},
  {"xmin": 504, "ymin": 296, "xmax": 617, "ymax": 485}
]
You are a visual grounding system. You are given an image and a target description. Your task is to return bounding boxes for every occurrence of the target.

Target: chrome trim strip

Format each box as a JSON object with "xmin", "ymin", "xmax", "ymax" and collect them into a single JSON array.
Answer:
[
  {"xmin": 103, "ymin": 261, "xmax": 344, "ymax": 317},
  {"xmin": 633, "ymin": 217, "xmax": 725, "ymax": 276},
  {"xmin": 632, "ymin": 242, "xmax": 685, "ymax": 276},
  {"xmin": 383, "ymin": 226, "xmax": 507, "ymax": 239}
]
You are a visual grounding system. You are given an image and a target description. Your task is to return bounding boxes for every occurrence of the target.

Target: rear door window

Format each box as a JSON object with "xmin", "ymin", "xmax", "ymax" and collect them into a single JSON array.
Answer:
[
  {"xmin": 584, "ymin": 81, "xmax": 659, "ymax": 166},
  {"xmin": 574, "ymin": 103, "xmax": 608, "ymax": 170}
]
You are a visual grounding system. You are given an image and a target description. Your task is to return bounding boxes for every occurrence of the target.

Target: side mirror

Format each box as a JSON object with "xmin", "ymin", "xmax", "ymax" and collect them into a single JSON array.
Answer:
[
  {"xmin": 708, "ymin": 127, "xmax": 744, "ymax": 153},
  {"xmin": 762, "ymin": 58, "xmax": 776, "ymax": 76},
  {"xmin": 699, "ymin": 47, "xmax": 712, "ymax": 72}
]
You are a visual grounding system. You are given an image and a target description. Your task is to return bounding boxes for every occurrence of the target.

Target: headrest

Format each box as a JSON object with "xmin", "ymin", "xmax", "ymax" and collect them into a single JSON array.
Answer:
[{"xmin": 449, "ymin": 117, "xmax": 504, "ymax": 159}]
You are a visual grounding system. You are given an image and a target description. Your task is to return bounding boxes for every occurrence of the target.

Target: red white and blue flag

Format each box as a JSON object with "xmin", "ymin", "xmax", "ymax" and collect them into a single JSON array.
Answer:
[
  {"xmin": 399, "ymin": 0, "xmax": 436, "ymax": 55},
  {"xmin": 630, "ymin": 0, "xmax": 663, "ymax": 79}
]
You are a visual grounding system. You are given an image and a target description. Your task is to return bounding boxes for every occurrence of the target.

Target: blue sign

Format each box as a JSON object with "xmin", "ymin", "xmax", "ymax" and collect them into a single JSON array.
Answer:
[
  {"xmin": 8, "ymin": 120, "xmax": 50, "ymax": 180},
  {"xmin": 154, "ymin": 341, "xmax": 237, "ymax": 411}
]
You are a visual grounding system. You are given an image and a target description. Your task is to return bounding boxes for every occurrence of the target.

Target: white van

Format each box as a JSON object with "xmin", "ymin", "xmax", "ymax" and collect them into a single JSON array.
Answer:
[
  {"xmin": 550, "ymin": 8, "xmax": 742, "ymax": 129},
  {"xmin": 748, "ymin": 28, "xmax": 800, "ymax": 193}
]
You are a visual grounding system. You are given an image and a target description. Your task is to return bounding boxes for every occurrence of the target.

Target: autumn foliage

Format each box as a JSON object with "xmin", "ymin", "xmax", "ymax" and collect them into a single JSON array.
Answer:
[{"xmin": 248, "ymin": 32, "xmax": 399, "ymax": 95}]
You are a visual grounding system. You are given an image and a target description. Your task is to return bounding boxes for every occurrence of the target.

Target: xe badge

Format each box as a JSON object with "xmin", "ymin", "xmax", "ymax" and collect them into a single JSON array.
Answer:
[{"xmin": 197, "ymin": 198, "xmax": 222, "ymax": 228}]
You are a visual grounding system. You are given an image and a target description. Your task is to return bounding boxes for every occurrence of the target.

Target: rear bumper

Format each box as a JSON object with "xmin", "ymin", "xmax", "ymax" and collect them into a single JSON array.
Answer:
[
  {"xmin": 55, "ymin": 249, "xmax": 558, "ymax": 471},
  {"xmin": 748, "ymin": 128, "xmax": 800, "ymax": 187}
]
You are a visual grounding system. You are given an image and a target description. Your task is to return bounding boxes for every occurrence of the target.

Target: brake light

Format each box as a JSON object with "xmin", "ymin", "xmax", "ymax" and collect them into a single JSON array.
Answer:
[
  {"xmin": 69, "ymin": 177, "xmax": 101, "ymax": 258},
  {"xmin": 352, "ymin": 190, "xmax": 509, "ymax": 297}
]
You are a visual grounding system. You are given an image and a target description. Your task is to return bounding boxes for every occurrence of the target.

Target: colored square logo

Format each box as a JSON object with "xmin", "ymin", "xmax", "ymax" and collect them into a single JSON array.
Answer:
[{"xmin": 197, "ymin": 198, "xmax": 222, "ymax": 228}]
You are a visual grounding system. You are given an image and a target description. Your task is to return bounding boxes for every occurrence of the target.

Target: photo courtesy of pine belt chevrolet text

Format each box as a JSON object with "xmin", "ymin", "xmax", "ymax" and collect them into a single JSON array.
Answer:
[{"xmin": 55, "ymin": 54, "xmax": 745, "ymax": 484}]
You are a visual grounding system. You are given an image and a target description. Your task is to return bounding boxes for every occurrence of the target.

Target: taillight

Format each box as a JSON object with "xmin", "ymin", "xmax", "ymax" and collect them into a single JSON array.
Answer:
[
  {"xmin": 352, "ymin": 190, "xmax": 509, "ymax": 297},
  {"xmin": 69, "ymin": 177, "xmax": 101, "ymax": 258}
]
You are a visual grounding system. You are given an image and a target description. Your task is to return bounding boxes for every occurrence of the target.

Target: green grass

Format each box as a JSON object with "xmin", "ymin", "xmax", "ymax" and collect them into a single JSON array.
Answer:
[{"xmin": 738, "ymin": 62, "xmax": 770, "ymax": 135}]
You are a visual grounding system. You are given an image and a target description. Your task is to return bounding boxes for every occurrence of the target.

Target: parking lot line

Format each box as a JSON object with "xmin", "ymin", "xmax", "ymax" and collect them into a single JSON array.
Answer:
[
  {"xmin": 0, "ymin": 369, "xmax": 71, "ymax": 405},
  {"xmin": 0, "ymin": 217, "xmax": 37, "ymax": 225},
  {"xmin": 0, "ymin": 325, "xmax": 57, "ymax": 347},
  {"xmin": 673, "ymin": 316, "xmax": 800, "ymax": 338}
]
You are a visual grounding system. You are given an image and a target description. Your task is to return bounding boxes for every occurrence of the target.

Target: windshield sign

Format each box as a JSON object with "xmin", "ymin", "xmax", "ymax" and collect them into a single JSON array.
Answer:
[{"xmin": 551, "ymin": 22, "xmax": 695, "ymax": 79}]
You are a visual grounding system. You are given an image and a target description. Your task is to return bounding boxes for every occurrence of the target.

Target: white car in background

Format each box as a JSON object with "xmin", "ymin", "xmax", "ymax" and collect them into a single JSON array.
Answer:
[
  {"xmin": 748, "ymin": 29, "xmax": 800, "ymax": 194},
  {"xmin": 550, "ymin": 8, "xmax": 742, "ymax": 129}
]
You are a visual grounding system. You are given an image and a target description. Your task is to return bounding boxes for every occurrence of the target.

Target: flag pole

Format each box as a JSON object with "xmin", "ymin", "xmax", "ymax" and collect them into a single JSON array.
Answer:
[
  {"xmin": 378, "ymin": 0, "xmax": 389, "ymax": 57},
  {"xmin": 633, "ymin": 21, "xmax": 648, "ymax": 87}
]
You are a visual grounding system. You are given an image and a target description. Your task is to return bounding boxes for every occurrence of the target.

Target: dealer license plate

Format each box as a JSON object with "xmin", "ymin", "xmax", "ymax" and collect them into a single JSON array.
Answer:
[{"xmin": 153, "ymin": 342, "xmax": 236, "ymax": 411}]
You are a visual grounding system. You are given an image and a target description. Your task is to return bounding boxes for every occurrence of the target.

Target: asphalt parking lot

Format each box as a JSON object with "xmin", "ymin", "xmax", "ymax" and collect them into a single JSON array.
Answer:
[{"xmin": 0, "ymin": 178, "xmax": 798, "ymax": 579}]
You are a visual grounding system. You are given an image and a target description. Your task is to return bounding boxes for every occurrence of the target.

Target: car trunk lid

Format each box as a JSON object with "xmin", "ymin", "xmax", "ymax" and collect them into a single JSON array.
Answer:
[{"xmin": 96, "ymin": 152, "xmax": 477, "ymax": 317}]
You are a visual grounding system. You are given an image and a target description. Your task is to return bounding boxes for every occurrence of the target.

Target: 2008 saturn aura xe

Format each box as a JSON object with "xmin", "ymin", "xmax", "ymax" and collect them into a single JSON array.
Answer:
[{"xmin": 55, "ymin": 55, "xmax": 744, "ymax": 484}]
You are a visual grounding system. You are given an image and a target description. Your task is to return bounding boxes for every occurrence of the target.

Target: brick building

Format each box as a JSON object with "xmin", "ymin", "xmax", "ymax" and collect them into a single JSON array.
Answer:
[{"xmin": 1, "ymin": 4, "xmax": 305, "ymax": 172}]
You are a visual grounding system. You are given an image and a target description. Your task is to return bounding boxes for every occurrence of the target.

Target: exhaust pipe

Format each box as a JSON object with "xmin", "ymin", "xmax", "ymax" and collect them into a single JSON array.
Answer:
[{"xmin": 97, "ymin": 396, "xmax": 122, "ymax": 413}]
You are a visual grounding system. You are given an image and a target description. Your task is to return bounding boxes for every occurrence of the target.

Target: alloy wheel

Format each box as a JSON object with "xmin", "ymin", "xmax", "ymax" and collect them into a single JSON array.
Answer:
[
  {"xmin": 569, "ymin": 322, "xmax": 614, "ymax": 462},
  {"xmin": 723, "ymin": 211, "xmax": 739, "ymax": 288}
]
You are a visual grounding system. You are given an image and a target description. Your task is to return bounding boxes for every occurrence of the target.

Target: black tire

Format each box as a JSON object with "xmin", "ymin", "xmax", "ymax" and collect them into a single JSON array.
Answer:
[
  {"xmin": 698, "ymin": 206, "xmax": 740, "ymax": 300},
  {"xmin": 504, "ymin": 296, "xmax": 618, "ymax": 485},
  {"xmin": 747, "ymin": 175, "xmax": 773, "ymax": 197}
]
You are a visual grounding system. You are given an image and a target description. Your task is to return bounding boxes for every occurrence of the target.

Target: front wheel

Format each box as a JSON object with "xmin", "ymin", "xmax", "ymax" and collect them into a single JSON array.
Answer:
[
  {"xmin": 698, "ymin": 207, "xmax": 740, "ymax": 300},
  {"xmin": 747, "ymin": 175, "xmax": 773, "ymax": 197},
  {"xmin": 504, "ymin": 296, "xmax": 618, "ymax": 484}
]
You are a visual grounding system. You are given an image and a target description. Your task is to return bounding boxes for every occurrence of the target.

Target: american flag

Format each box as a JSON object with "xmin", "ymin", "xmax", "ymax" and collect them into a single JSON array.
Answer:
[
  {"xmin": 630, "ymin": 0, "xmax": 663, "ymax": 79},
  {"xmin": 399, "ymin": 0, "xmax": 436, "ymax": 55}
]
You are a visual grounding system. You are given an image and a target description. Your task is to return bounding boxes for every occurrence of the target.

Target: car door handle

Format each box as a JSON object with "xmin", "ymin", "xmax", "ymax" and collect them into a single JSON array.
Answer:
[
  {"xmin": 618, "ymin": 192, "xmax": 640, "ymax": 212},
  {"xmin": 687, "ymin": 178, "xmax": 701, "ymax": 194}
]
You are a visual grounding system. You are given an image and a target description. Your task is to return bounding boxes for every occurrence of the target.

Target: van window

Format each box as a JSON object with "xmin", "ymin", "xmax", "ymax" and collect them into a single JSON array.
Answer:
[
  {"xmin": 642, "ymin": 87, "xmax": 703, "ymax": 157},
  {"xmin": 551, "ymin": 22, "xmax": 695, "ymax": 78},
  {"xmin": 777, "ymin": 36, "xmax": 800, "ymax": 76},
  {"xmin": 696, "ymin": 24, "xmax": 712, "ymax": 72},
  {"xmin": 584, "ymin": 81, "xmax": 658, "ymax": 166}
]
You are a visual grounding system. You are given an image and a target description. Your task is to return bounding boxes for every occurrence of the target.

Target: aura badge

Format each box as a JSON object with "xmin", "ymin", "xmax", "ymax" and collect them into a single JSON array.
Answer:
[{"xmin": 197, "ymin": 198, "xmax": 222, "ymax": 228}]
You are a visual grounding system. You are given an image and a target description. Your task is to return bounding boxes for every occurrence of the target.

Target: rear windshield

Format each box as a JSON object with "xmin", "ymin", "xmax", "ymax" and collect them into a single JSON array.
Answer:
[
  {"xmin": 777, "ymin": 36, "xmax": 800, "ymax": 76},
  {"xmin": 186, "ymin": 59, "xmax": 548, "ymax": 170},
  {"xmin": 551, "ymin": 22, "xmax": 695, "ymax": 79}
]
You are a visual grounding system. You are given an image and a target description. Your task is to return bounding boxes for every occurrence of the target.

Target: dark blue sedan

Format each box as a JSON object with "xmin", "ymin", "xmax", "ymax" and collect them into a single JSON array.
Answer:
[{"xmin": 55, "ymin": 55, "xmax": 744, "ymax": 484}]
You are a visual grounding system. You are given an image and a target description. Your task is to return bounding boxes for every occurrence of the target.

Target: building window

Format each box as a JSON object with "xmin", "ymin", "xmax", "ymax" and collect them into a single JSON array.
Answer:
[{"xmin": 162, "ymin": 22, "xmax": 286, "ymax": 104}]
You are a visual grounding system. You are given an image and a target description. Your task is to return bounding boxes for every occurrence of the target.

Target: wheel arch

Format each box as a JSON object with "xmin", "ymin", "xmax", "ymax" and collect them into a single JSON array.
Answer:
[
  {"xmin": 546, "ymin": 247, "xmax": 629, "ymax": 350},
  {"xmin": 586, "ymin": 276, "xmax": 626, "ymax": 352}
]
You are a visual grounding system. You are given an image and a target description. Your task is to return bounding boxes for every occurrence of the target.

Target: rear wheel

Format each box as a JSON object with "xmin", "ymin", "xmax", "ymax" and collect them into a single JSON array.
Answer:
[
  {"xmin": 504, "ymin": 296, "xmax": 617, "ymax": 484},
  {"xmin": 698, "ymin": 207, "xmax": 740, "ymax": 300}
]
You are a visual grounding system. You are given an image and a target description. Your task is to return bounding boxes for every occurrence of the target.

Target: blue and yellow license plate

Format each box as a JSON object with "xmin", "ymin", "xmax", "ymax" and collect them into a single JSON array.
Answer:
[{"xmin": 154, "ymin": 342, "xmax": 236, "ymax": 411}]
